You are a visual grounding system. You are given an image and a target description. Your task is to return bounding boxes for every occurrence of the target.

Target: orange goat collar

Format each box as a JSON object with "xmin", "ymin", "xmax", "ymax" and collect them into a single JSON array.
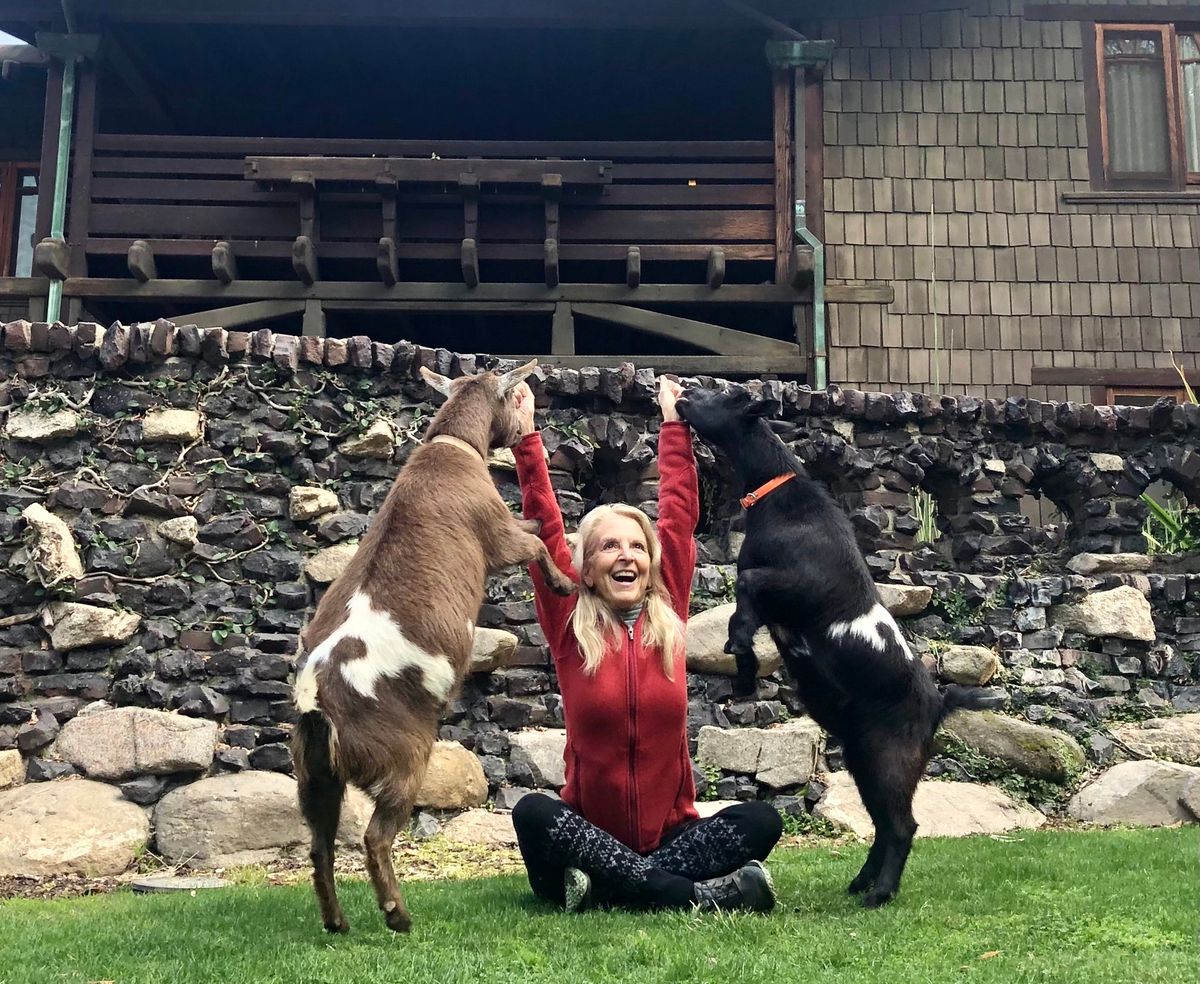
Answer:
[{"xmin": 740, "ymin": 472, "xmax": 795, "ymax": 509}]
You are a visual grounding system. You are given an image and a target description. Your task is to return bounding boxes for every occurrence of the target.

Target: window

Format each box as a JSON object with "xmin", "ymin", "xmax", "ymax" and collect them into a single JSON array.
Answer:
[
  {"xmin": 1104, "ymin": 385, "xmax": 1186, "ymax": 407},
  {"xmin": 0, "ymin": 162, "xmax": 39, "ymax": 277},
  {"xmin": 1093, "ymin": 23, "xmax": 1199, "ymax": 190}
]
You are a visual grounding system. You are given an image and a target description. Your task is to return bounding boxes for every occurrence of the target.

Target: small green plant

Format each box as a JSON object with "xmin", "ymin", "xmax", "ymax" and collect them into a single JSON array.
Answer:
[
  {"xmin": 1139, "ymin": 354, "xmax": 1199, "ymax": 554},
  {"xmin": 1140, "ymin": 493, "xmax": 1199, "ymax": 555},
  {"xmin": 698, "ymin": 764, "xmax": 722, "ymax": 801},
  {"xmin": 910, "ymin": 489, "xmax": 940, "ymax": 545},
  {"xmin": 778, "ymin": 809, "xmax": 842, "ymax": 839}
]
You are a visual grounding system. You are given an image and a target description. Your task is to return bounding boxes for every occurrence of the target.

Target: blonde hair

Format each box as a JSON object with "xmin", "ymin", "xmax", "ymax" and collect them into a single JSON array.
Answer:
[{"xmin": 570, "ymin": 504, "xmax": 686, "ymax": 679}]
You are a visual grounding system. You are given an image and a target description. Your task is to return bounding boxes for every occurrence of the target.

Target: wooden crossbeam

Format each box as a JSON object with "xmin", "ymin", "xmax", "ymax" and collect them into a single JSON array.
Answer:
[
  {"xmin": 24, "ymin": 278, "xmax": 891, "ymax": 305},
  {"xmin": 572, "ymin": 303, "xmax": 800, "ymax": 358},
  {"xmin": 246, "ymin": 156, "xmax": 612, "ymax": 187},
  {"xmin": 175, "ymin": 299, "xmax": 305, "ymax": 329},
  {"xmin": 127, "ymin": 240, "xmax": 157, "ymax": 282},
  {"xmin": 507, "ymin": 354, "xmax": 806, "ymax": 376}
]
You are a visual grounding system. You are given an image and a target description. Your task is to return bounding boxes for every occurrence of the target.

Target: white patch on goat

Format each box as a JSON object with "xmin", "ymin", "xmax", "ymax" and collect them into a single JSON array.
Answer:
[
  {"xmin": 828, "ymin": 602, "xmax": 914, "ymax": 661},
  {"xmin": 294, "ymin": 658, "xmax": 322, "ymax": 713},
  {"xmin": 305, "ymin": 590, "xmax": 456, "ymax": 702}
]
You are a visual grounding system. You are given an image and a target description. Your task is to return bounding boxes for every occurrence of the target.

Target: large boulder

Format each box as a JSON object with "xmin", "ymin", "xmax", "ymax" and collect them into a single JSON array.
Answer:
[
  {"xmin": 1109, "ymin": 714, "xmax": 1200, "ymax": 766},
  {"xmin": 43, "ymin": 602, "xmax": 141, "ymax": 652},
  {"xmin": 696, "ymin": 718, "xmax": 824, "ymax": 790},
  {"xmin": 686, "ymin": 603, "xmax": 781, "ymax": 677},
  {"xmin": 416, "ymin": 741, "xmax": 488, "ymax": 810},
  {"xmin": 938, "ymin": 646, "xmax": 1000, "ymax": 685},
  {"xmin": 875, "ymin": 583, "xmax": 933, "ymax": 617},
  {"xmin": 6, "ymin": 408, "xmax": 79, "ymax": 443},
  {"xmin": 814, "ymin": 772, "xmax": 1045, "ymax": 838},
  {"xmin": 509, "ymin": 729, "xmax": 567, "ymax": 788},
  {"xmin": 53, "ymin": 707, "xmax": 217, "ymax": 780},
  {"xmin": 440, "ymin": 809, "xmax": 518, "ymax": 849},
  {"xmin": 942, "ymin": 711, "xmax": 1085, "ymax": 782},
  {"xmin": 1067, "ymin": 760, "xmax": 1200, "ymax": 827},
  {"xmin": 470, "ymin": 628, "xmax": 520, "ymax": 673},
  {"xmin": 0, "ymin": 780, "xmax": 150, "ymax": 876},
  {"xmin": 1049, "ymin": 585, "xmax": 1155, "ymax": 642},
  {"xmin": 21, "ymin": 503, "xmax": 84, "ymax": 586},
  {"xmin": 154, "ymin": 771, "xmax": 371, "ymax": 867},
  {"xmin": 304, "ymin": 542, "xmax": 359, "ymax": 583}
]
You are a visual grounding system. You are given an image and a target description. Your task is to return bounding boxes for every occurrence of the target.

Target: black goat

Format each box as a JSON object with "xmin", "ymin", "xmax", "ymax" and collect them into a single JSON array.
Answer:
[{"xmin": 677, "ymin": 386, "xmax": 987, "ymax": 908}]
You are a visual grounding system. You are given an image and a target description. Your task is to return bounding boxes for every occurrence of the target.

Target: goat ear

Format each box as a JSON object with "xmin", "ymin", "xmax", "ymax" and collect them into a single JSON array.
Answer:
[
  {"xmin": 496, "ymin": 358, "xmax": 539, "ymax": 397},
  {"xmin": 747, "ymin": 398, "xmax": 774, "ymax": 418},
  {"xmin": 419, "ymin": 366, "xmax": 454, "ymax": 399}
]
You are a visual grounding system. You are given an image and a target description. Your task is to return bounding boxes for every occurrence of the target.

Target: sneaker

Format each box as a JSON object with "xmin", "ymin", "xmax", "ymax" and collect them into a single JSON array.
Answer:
[
  {"xmin": 692, "ymin": 860, "xmax": 776, "ymax": 914},
  {"xmin": 563, "ymin": 866, "xmax": 593, "ymax": 913}
]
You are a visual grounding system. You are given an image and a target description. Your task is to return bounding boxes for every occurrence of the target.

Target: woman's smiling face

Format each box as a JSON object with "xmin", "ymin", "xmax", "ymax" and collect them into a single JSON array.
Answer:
[{"xmin": 582, "ymin": 514, "xmax": 651, "ymax": 611}]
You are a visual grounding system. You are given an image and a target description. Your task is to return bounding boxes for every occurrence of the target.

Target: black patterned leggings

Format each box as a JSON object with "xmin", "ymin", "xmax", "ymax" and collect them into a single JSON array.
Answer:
[{"xmin": 511, "ymin": 793, "xmax": 783, "ymax": 910}]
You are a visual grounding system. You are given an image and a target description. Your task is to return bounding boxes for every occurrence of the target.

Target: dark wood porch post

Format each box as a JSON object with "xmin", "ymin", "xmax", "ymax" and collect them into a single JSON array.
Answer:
[{"xmin": 29, "ymin": 59, "xmax": 63, "ymax": 320}]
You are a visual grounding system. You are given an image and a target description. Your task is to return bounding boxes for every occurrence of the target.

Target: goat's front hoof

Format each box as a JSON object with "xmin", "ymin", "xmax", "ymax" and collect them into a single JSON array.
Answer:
[
  {"xmin": 860, "ymin": 887, "xmax": 896, "ymax": 909},
  {"xmin": 324, "ymin": 916, "xmax": 350, "ymax": 934},
  {"xmin": 551, "ymin": 578, "xmax": 577, "ymax": 597},
  {"xmin": 384, "ymin": 908, "xmax": 412, "ymax": 934}
]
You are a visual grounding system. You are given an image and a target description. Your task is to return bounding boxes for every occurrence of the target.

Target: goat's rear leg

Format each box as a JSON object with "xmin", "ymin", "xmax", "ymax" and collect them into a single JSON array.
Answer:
[
  {"xmin": 298, "ymin": 771, "xmax": 349, "ymax": 933},
  {"xmin": 363, "ymin": 773, "xmax": 425, "ymax": 933},
  {"xmin": 846, "ymin": 737, "xmax": 922, "ymax": 908}
]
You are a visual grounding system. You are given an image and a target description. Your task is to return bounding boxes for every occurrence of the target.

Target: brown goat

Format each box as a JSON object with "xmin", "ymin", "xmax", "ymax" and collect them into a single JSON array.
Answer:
[{"xmin": 291, "ymin": 359, "xmax": 575, "ymax": 935}]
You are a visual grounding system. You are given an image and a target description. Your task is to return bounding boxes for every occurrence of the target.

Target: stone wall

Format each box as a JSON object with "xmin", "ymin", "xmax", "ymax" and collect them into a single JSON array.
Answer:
[{"xmin": 0, "ymin": 320, "xmax": 1197, "ymax": 844}]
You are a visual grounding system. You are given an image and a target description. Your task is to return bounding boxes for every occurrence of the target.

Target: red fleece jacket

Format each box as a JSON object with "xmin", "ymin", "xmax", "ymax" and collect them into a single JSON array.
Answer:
[{"xmin": 514, "ymin": 421, "xmax": 700, "ymax": 853}]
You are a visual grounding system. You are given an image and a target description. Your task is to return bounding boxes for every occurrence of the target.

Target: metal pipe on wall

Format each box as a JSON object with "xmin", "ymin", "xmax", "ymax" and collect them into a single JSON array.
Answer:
[{"xmin": 45, "ymin": 54, "xmax": 76, "ymax": 323}]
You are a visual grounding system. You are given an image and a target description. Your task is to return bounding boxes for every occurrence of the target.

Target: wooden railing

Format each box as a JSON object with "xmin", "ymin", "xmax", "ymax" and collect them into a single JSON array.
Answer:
[{"xmin": 82, "ymin": 134, "xmax": 777, "ymax": 285}]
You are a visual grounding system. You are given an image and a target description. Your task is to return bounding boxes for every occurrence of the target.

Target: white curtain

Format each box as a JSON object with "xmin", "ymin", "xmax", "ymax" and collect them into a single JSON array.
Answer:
[
  {"xmin": 1104, "ymin": 35, "xmax": 1171, "ymax": 178},
  {"xmin": 1181, "ymin": 34, "xmax": 1200, "ymax": 176}
]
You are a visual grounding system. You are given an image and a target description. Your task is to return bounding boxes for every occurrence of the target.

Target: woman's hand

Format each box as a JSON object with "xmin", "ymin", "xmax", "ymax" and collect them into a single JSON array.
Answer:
[
  {"xmin": 512, "ymin": 381, "xmax": 536, "ymax": 438},
  {"xmin": 657, "ymin": 376, "xmax": 684, "ymax": 423}
]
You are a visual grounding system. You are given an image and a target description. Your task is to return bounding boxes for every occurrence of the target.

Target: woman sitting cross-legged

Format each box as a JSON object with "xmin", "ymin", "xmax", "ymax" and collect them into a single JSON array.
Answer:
[{"xmin": 508, "ymin": 376, "xmax": 782, "ymax": 914}]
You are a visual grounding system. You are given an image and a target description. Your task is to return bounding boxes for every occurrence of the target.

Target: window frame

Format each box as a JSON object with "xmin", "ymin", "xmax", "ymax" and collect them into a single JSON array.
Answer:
[
  {"xmin": 1090, "ymin": 21, "xmax": 1200, "ymax": 191},
  {"xmin": 0, "ymin": 161, "xmax": 39, "ymax": 278},
  {"xmin": 1103, "ymin": 384, "xmax": 1187, "ymax": 407}
]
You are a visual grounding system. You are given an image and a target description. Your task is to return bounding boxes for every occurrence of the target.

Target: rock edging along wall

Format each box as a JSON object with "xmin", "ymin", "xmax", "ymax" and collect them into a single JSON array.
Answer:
[{"xmin": 0, "ymin": 319, "xmax": 1196, "ymax": 827}]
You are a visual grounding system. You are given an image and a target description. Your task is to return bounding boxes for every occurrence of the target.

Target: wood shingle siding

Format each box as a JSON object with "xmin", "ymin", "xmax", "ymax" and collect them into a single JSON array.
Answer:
[{"xmin": 820, "ymin": 0, "xmax": 1199, "ymax": 400}]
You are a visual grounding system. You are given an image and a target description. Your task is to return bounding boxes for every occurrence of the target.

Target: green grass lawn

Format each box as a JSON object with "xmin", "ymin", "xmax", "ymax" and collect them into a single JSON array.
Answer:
[{"xmin": 0, "ymin": 827, "xmax": 1194, "ymax": 984}]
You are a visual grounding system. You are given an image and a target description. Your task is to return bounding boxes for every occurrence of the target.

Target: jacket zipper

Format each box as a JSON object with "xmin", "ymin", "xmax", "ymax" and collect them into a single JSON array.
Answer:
[{"xmin": 626, "ymin": 619, "xmax": 638, "ymax": 846}]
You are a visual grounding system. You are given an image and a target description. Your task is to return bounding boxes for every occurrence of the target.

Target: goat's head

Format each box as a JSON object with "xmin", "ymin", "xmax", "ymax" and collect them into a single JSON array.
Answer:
[
  {"xmin": 675, "ymin": 385, "xmax": 774, "ymax": 450},
  {"xmin": 420, "ymin": 359, "xmax": 538, "ymax": 449}
]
